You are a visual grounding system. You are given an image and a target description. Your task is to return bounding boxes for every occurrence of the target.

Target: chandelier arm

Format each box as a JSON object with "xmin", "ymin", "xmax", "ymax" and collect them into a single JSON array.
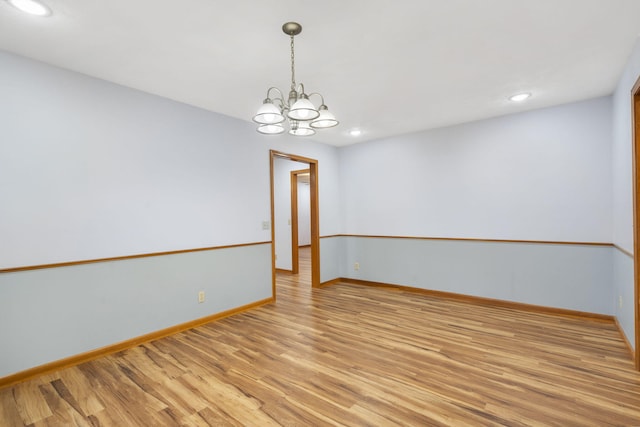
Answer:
[
  {"xmin": 266, "ymin": 87, "xmax": 285, "ymax": 100},
  {"xmin": 273, "ymin": 98, "xmax": 286, "ymax": 112},
  {"xmin": 307, "ymin": 92, "xmax": 326, "ymax": 106}
]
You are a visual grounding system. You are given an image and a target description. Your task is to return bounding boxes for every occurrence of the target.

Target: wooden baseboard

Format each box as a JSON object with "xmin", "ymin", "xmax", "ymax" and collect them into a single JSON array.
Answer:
[
  {"xmin": 317, "ymin": 278, "xmax": 341, "ymax": 288},
  {"xmin": 339, "ymin": 278, "xmax": 614, "ymax": 322},
  {"xmin": 614, "ymin": 317, "xmax": 635, "ymax": 359},
  {"xmin": 276, "ymin": 268, "xmax": 294, "ymax": 274},
  {"xmin": 0, "ymin": 297, "xmax": 274, "ymax": 390}
]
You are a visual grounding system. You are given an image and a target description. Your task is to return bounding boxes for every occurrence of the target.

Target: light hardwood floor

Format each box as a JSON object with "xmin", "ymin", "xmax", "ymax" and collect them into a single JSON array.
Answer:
[{"xmin": 1, "ymin": 247, "xmax": 640, "ymax": 426}]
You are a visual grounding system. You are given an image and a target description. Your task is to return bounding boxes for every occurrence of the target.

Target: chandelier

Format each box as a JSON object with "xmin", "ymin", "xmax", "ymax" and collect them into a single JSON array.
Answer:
[{"xmin": 253, "ymin": 22, "xmax": 338, "ymax": 136}]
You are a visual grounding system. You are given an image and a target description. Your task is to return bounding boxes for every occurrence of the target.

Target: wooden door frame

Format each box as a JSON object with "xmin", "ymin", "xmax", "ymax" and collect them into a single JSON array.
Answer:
[
  {"xmin": 290, "ymin": 168, "xmax": 310, "ymax": 275},
  {"xmin": 632, "ymin": 75, "xmax": 640, "ymax": 370},
  {"xmin": 270, "ymin": 150, "xmax": 320, "ymax": 295}
]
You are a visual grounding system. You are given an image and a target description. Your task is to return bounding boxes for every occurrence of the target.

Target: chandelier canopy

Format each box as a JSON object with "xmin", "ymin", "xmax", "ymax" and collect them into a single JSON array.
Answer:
[{"xmin": 253, "ymin": 22, "xmax": 338, "ymax": 136}]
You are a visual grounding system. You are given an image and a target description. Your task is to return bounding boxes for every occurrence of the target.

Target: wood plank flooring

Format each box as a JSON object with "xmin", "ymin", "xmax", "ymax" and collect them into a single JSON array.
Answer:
[{"xmin": 2, "ymin": 247, "xmax": 640, "ymax": 425}]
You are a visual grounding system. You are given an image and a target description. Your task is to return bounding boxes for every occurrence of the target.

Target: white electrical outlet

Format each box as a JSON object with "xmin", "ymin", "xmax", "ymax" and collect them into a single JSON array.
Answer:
[
  {"xmin": 262, "ymin": 220, "xmax": 270, "ymax": 230},
  {"xmin": 354, "ymin": 262, "xmax": 360, "ymax": 271},
  {"xmin": 619, "ymin": 296, "xmax": 623, "ymax": 308},
  {"xmin": 198, "ymin": 291, "xmax": 205, "ymax": 303}
]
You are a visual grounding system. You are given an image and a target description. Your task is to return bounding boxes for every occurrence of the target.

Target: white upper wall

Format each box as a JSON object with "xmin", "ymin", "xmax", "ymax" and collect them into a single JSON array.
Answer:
[
  {"xmin": 612, "ymin": 38, "xmax": 640, "ymax": 253},
  {"xmin": 340, "ymin": 97, "xmax": 613, "ymax": 242},
  {"xmin": 0, "ymin": 48, "xmax": 619, "ymax": 271},
  {"xmin": 0, "ymin": 51, "xmax": 341, "ymax": 269}
]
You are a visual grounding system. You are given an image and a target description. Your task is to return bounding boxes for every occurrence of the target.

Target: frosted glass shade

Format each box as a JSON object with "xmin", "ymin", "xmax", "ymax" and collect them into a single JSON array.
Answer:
[
  {"xmin": 253, "ymin": 102, "xmax": 285, "ymax": 125},
  {"xmin": 289, "ymin": 121, "xmax": 316, "ymax": 136},
  {"xmin": 310, "ymin": 108, "xmax": 338, "ymax": 129},
  {"xmin": 287, "ymin": 98, "xmax": 320, "ymax": 121},
  {"xmin": 289, "ymin": 121, "xmax": 315, "ymax": 136},
  {"xmin": 257, "ymin": 123, "xmax": 285, "ymax": 135}
]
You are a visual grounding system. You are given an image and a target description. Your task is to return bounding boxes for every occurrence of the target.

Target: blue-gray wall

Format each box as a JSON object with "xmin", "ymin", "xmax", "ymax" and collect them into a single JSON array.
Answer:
[
  {"xmin": 613, "ymin": 248, "xmax": 635, "ymax": 342},
  {"xmin": 0, "ymin": 244, "xmax": 272, "ymax": 377},
  {"xmin": 320, "ymin": 236, "xmax": 344, "ymax": 283},
  {"xmin": 340, "ymin": 236, "xmax": 613, "ymax": 315}
]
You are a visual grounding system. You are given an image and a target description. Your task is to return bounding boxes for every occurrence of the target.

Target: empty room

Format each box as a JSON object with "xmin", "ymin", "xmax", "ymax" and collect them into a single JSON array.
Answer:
[{"xmin": 1, "ymin": 0, "xmax": 640, "ymax": 425}]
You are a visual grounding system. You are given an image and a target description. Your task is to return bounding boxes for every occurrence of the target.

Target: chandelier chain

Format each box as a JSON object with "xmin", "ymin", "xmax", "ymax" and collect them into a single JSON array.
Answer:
[{"xmin": 290, "ymin": 34, "xmax": 296, "ymax": 91}]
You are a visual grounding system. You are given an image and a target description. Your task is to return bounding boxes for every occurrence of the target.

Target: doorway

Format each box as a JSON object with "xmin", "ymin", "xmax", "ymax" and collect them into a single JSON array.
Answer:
[
  {"xmin": 269, "ymin": 150, "xmax": 320, "ymax": 297},
  {"xmin": 290, "ymin": 168, "xmax": 311, "ymax": 275}
]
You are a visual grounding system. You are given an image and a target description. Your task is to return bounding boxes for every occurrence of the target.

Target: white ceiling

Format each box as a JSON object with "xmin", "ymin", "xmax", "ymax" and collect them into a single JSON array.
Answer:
[{"xmin": 1, "ymin": 0, "xmax": 639, "ymax": 146}]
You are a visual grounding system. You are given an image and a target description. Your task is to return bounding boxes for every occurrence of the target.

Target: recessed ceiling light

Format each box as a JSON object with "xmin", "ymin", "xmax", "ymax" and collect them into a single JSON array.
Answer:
[
  {"xmin": 349, "ymin": 129, "xmax": 362, "ymax": 137},
  {"xmin": 6, "ymin": 0, "xmax": 51, "ymax": 16},
  {"xmin": 509, "ymin": 93, "xmax": 531, "ymax": 102}
]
